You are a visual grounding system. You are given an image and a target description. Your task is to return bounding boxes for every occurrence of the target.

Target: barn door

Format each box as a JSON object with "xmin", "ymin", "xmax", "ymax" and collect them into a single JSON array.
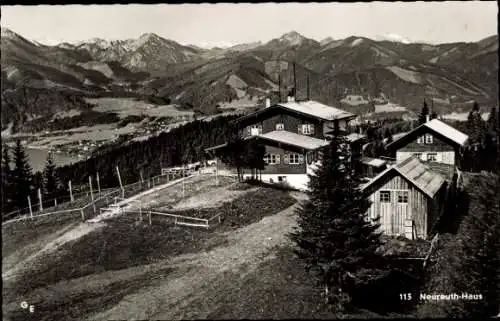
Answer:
[
  {"xmin": 395, "ymin": 190, "xmax": 409, "ymax": 236},
  {"xmin": 378, "ymin": 190, "xmax": 392, "ymax": 235}
]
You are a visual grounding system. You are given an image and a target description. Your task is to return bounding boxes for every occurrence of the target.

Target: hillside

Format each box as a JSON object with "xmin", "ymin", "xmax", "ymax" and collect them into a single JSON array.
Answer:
[{"xmin": 1, "ymin": 28, "xmax": 498, "ymax": 128}]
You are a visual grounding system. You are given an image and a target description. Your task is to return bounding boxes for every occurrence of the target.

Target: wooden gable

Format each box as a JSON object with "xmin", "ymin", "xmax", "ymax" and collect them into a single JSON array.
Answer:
[{"xmin": 386, "ymin": 125, "xmax": 464, "ymax": 153}]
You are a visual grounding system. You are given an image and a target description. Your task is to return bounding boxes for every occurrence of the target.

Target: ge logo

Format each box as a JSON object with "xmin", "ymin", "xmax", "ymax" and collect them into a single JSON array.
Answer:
[{"xmin": 20, "ymin": 301, "xmax": 35, "ymax": 313}]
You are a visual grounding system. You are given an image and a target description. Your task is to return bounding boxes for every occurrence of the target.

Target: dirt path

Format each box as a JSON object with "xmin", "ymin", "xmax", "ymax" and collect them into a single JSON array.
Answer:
[
  {"xmin": 2, "ymin": 174, "xmax": 202, "ymax": 282},
  {"xmin": 86, "ymin": 192, "xmax": 305, "ymax": 320}
]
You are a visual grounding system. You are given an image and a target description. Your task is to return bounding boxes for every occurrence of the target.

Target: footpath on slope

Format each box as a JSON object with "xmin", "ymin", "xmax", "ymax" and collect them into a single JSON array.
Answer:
[
  {"xmin": 86, "ymin": 191, "xmax": 306, "ymax": 320},
  {"xmin": 2, "ymin": 174, "xmax": 203, "ymax": 281}
]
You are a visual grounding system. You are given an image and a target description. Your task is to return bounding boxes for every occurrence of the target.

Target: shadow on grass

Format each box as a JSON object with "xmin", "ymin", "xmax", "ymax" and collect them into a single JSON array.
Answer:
[
  {"xmin": 4, "ymin": 217, "xmax": 226, "ymax": 301},
  {"xmin": 2, "ymin": 212, "xmax": 81, "ymax": 259},
  {"xmin": 5, "ymin": 267, "xmax": 175, "ymax": 321}
]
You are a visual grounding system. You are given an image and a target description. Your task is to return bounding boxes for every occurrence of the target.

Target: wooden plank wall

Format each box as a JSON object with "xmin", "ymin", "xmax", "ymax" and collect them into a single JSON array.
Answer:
[{"xmin": 366, "ymin": 175, "xmax": 429, "ymax": 238}]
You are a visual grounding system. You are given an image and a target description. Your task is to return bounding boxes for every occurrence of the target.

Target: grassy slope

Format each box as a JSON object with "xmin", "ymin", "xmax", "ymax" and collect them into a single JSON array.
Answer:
[{"xmin": 2, "ymin": 183, "xmax": 296, "ymax": 320}]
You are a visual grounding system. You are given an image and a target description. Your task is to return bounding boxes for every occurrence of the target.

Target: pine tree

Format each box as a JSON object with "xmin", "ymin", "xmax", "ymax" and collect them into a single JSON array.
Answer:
[
  {"xmin": 1, "ymin": 143, "xmax": 13, "ymax": 213},
  {"xmin": 43, "ymin": 152, "xmax": 60, "ymax": 201},
  {"xmin": 290, "ymin": 129, "xmax": 383, "ymax": 313},
  {"xmin": 11, "ymin": 140, "xmax": 33, "ymax": 210},
  {"xmin": 418, "ymin": 99, "xmax": 430, "ymax": 125}
]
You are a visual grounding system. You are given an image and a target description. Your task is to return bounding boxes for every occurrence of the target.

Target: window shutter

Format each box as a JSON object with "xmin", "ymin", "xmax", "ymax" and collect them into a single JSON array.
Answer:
[
  {"xmin": 258, "ymin": 124, "xmax": 263, "ymax": 134},
  {"xmin": 247, "ymin": 126, "xmax": 251, "ymax": 135},
  {"xmin": 310, "ymin": 124, "xmax": 315, "ymax": 135},
  {"xmin": 276, "ymin": 154, "xmax": 281, "ymax": 164},
  {"xmin": 297, "ymin": 124, "xmax": 302, "ymax": 134},
  {"xmin": 299, "ymin": 154, "xmax": 304, "ymax": 164},
  {"xmin": 283, "ymin": 154, "xmax": 289, "ymax": 164}
]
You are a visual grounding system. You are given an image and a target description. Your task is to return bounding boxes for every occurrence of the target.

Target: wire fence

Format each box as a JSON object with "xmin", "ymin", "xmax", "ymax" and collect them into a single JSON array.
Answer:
[{"xmin": 2, "ymin": 163, "xmax": 218, "ymax": 227}]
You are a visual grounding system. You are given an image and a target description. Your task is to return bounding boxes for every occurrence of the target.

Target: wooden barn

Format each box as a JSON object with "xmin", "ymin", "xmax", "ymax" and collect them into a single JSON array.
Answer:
[{"xmin": 362, "ymin": 156, "xmax": 448, "ymax": 240}]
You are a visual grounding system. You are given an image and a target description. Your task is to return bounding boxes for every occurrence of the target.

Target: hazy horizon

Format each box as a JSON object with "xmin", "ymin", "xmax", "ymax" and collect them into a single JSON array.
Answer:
[{"xmin": 1, "ymin": 2, "xmax": 498, "ymax": 48}]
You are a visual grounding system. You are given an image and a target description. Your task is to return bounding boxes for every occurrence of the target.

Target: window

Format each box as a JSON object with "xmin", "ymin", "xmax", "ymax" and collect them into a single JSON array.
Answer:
[
  {"xmin": 380, "ymin": 191, "xmax": 391, "ymax": 203},
  {"xmin": 413, "ymin": 153, "xmax": 422, "ymax": 159},
  {"xmin": 275, "ymin": 123, "xmax": 284, "ymax": 131},
  {"xmin": 288, "ymin": 153, "xmax": 302, "ymax": 164},
  {"xmin": 417, "ymin": 136, "xmax": 424, "ymax": 144},
  {"xmin": 278, "ymin": 176, "xmax": 287, "ymax": 182},
  {"xmin": 299, "ymin": 124, "xmax": 315, "ymax": 135},
  {"xmin": 264, "ymin": 154, "xmax": 281, "ymax": 165},
  {"xmin": 249, "ymin": 124, "xmax": 262, "ymax": 136},
  {"xmin": 427, "ymin": 153, "xmax": 437, "ymax": 162},
  {"xmin": 397, "ymin": 191, "xmax": 409, "ymax": 203},
  {"xmin": 425, "ymin": 134, "xmax": 433, "ymax": 144}
]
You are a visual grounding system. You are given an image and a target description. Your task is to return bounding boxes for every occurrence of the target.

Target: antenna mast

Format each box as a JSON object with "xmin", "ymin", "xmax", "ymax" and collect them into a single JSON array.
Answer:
[
  {"xmin": 293, "ymin": 61, "xmax": 297, "ymax": 99},
  {"xmin": 278, "ymin": 68, "xmax": 282, "ymax": 103},
  {"xmin": 307, "ymin": 73, "xmax": 310, "ymax": 101}
]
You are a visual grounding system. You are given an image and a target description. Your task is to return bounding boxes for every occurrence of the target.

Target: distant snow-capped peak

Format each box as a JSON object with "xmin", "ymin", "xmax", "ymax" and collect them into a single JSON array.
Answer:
[
  {"xmin": 376, "ymin": 33, "xmax": 413, "ymax": 44},
  {"xmin": 279, "ymin": 31, "xmax": 307, "ymax": 46}
]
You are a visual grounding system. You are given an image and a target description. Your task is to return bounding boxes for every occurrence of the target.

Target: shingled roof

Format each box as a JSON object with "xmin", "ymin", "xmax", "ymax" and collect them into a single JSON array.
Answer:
[
  {"xmin": 233, "ymin": 100, "xmax": 356, "ymax": 123},
  {"xmin": 362, "ymin": 156, "xmax": 446, "ymax": 198}
]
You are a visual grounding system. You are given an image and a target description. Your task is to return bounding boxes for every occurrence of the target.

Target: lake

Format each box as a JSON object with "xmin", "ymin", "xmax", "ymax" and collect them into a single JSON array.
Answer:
[{"xmin": 8, "ymin": 147, "xmax": 81, "ymax": 173}]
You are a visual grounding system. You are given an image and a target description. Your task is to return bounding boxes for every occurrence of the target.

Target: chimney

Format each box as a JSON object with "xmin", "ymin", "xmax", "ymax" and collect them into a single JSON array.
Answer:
[
  {"xmin": 265, "ymin": 97, "xmax": 271, "ymax": 108},
  {"xmin": 426, "ymin": 114, "xmax": 430, "ymax": 122},
  {"xmin": 287, "ymin": 87, "xmax": 295, "ymax": 102}
]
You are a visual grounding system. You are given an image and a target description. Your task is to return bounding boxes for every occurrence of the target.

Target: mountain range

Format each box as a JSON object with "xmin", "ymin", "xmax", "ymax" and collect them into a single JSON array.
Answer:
[{"xmin": 1, "ymin": 27, "xmax": 498, "ymax": 126}]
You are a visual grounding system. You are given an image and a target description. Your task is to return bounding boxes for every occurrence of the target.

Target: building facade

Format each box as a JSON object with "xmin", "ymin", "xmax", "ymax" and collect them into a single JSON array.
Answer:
[
  {"xmin": 206, "ymin": 98, "xmax": 357, "ymax": 190},
  {"xmin": 386, "ymin": 118, "xmax": 469, "ymax": 167}
]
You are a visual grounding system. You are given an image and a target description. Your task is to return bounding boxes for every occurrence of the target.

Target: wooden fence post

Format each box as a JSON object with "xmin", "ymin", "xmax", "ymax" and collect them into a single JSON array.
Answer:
[
  {"xmin": 139, "ymin": 202, "xmax": 143, "ymax": 222},
  {"xmin": 38, "ymin": 188, "xmax": 43, "ymax": 212},
  {"xmin": 140, "ymin": 170, "xmax": 144, "ymax": 185},
  {"xmin": 215, "ymin": 158, "xmax": 219, "ymax": 186},
  {"xmin": 148, "ymin": 180, "xmax": 151, "ymax": 189},
  {"xmin": 89, "ymin": 176, "xmax": 96, "ymax": 214},
  {"xmin": 27, "ymin": 196, "xmax": 33, "ymax": 220},
  {"xmin": 54, "ymin": 199, "xmax": 57, "ymax": 207},
  {"xmin": 96, "ymin": 172, "xmax": 101, "ymax": 196},
  {"xmin": 69, "ymin": 180, "xmax": 74, "ymax": 202},
  {"xmin": 148, "ymin": 210, "xmax": 152, "ymax": 225},
  {"xmin": 80, "ymin": 208, "xmax": 85, "ymax": 221},
  {"xmin": 116, "ymin": 166, "xmax": 124, "ymax": 198}
]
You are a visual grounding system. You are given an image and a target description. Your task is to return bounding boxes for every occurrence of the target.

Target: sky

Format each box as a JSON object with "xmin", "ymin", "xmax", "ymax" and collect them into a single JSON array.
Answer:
[{"xmin": 1, "ymin": 2, "xmax": 498, "ymax": 47}]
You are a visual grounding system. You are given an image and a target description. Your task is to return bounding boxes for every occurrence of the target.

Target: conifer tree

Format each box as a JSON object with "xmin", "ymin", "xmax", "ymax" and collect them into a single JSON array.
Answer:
[
  {"xmin": 11, "ymin": 140, "xmax": 33, "ymax": 209},
  {"xmin": 1, "ymin": 143, "xmax": 13, "ymax": 213},
  {"xmin": 43, "ymin": 152, "xmax": 60, "ymax": 200},
  {"xmin": 418, "ymin": 99, "xmax": 430, "ymax": 125},
  {"xmin": 290, "ymin": 128, "xmax": 383, "ymax": 313}
]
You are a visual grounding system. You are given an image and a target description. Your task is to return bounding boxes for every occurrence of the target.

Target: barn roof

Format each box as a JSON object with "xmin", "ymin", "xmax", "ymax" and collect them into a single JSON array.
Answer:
[
  {"xmin": 234, "ymin": 100, "xmax": 356, "ymax": 123},
  {"xmin": 386, "ymin": 119, "xmax": 468, "ymax": 150},
  {"xmin": 362, "ymin": 156, "xmax": 446, "ymax": 198},
  {"xmin": 256, "ymin": 130, "xmax": 330, "ymax": 150}
]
